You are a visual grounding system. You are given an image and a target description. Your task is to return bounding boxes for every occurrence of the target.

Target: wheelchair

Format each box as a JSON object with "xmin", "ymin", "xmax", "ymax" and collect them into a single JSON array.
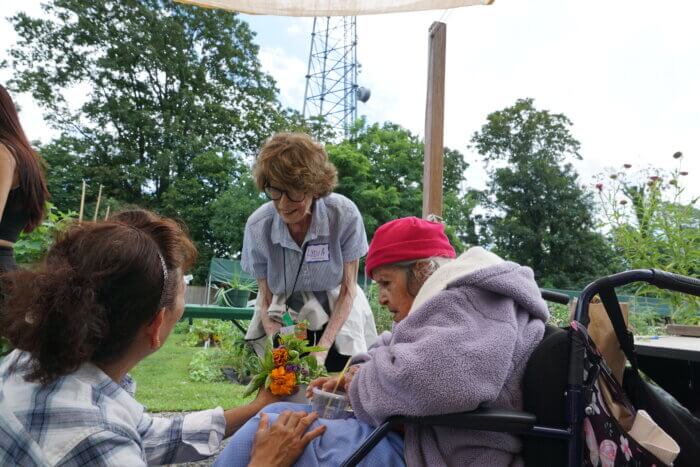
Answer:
[{"xmin": 341, "ymin": 269, "xmax": 700, "ymax": 467}]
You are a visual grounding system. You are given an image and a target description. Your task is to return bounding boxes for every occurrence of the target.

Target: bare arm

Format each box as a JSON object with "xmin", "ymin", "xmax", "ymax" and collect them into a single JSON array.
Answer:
[
  {"xmin": 0, "ymin": 145, "xmax": 17, "ymax": 222},
  {"xmin": 223, "ymin": 387, "xmax": 279, "ymax": 437},
  {"xmin": 257, "ymin": 277, "xmax": 281, "ymax": 337},
  {"xmin": 317, "ymin": 260, "xmax": 358, "ymax": 352}
]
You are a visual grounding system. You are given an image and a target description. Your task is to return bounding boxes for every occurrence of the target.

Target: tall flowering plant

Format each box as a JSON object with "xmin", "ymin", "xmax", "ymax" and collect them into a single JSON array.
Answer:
[{"xmin": 243, "ymin": 328, "xmax": 327, "ymax": 397}]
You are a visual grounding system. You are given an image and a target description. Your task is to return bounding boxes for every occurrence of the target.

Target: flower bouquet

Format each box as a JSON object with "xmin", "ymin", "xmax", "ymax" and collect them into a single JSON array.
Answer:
[{"xmin": 243, "ymin": 327, "xmax": 328, "ymax": 397}]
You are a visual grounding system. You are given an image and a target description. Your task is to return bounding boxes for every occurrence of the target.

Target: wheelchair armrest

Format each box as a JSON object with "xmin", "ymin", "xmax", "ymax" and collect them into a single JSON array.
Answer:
[
  {"xmin": 402, "ymin": 407, "xmax": 537, "ymax": 434},
  {"xmin": 340, "ymin": 408, "xmax": 537, "ymax": 467}
]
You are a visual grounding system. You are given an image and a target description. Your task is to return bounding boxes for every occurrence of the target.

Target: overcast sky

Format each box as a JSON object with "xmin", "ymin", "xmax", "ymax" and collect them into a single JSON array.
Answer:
[{"xmin": 2, "ymin": 0, "xmax": 699, "ymax": 197}]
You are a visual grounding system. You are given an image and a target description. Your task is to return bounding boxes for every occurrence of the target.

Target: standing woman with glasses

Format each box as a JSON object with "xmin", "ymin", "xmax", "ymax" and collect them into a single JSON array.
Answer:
[
  {"xmin": 0, "ymin": 84, "xmax": 49, "ymax": 273},
  {"xmin": 241, "ymin": 133, "xmax": 377, "ymax": 371}
]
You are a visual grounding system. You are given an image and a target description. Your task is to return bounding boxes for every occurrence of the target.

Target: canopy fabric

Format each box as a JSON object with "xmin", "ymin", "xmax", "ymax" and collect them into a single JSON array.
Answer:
[
  {"xmin": 176, "ymin": 0, "xmax": 494, "ymax": 16},
  {"xmin": 208, "ymin": 257, "xmax": 254, "ymax": 285}
]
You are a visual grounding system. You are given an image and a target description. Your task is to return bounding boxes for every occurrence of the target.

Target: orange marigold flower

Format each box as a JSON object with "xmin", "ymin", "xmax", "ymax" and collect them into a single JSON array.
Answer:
[
  {"xmin": 273, "ymin": 348, "xmax": 289, "ymax": 367},
  {"xmin": 269, "ymin": 366, "xmax": 297, "ymax": 396}
]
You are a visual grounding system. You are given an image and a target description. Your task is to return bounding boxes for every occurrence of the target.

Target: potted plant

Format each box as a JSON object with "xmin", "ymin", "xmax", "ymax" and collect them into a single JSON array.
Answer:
[
  {"xmin": 215, "ymin": 273, "xmax": 257, "ymax": 308},
  {"xmin": 243, "ymin": 330, "xmax": 327, "ymax": 401}
]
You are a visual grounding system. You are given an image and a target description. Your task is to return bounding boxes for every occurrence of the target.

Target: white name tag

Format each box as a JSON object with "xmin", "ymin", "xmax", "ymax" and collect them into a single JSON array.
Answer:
[
  {"xmin": 279, "ymin": 324, "xmax": 296, "ymax": 336},
  {"xmin": 305, "ymin": 243, "xmax": 330, "ymax": 263}
]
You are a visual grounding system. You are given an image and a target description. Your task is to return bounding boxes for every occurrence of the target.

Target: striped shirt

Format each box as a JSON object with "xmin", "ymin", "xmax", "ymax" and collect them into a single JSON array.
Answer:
[
  {"xmin": 0, "ymin": 350, "xmax": 225, "ymax": 466},
  {"xmin": 241, "ymin": 193, "xmax": 368, "ymax": 296}
]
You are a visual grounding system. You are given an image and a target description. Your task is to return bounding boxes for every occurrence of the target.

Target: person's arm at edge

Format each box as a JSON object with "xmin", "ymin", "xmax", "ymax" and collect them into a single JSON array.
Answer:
[
  {"xmin": 316, "ymin": 260, "xmax": 358, "ymax": 358},
  {"xmin": 0, "ymin": 145, "xmax": 17, "ymax": 221},
  {"xmin": 257, "ymin": 278, "xmax": 281, "ymax": 338},
  {"xmin": 223, "ymin": 385, "xmax": 279, "ymax": 437}
]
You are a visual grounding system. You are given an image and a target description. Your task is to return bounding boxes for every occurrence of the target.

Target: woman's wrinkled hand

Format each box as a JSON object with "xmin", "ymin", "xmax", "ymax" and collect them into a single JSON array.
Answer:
[
  {"xmin": 339, "ymin": 364, "xmax": 360, "ymax": 392},
  {"xmin": 305, "ymin": 376, "xmax": 339, "ymax": 398},
  {"xmin": 305, "ymin": 365, "xmax": 360, "ymax": 399},
  {"xmin": 248, "ymin": 410, "xmax": 326, "ymax": 467},
  {"xmin": 310, "ymin": 350, "xmax": 328, "ymax": 367}
]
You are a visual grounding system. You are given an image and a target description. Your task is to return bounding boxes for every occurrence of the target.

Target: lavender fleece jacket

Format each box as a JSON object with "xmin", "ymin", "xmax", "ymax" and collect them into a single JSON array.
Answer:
[{"xmin": 347, "ymin": 249, "xmax": 549, "ymax": 467}]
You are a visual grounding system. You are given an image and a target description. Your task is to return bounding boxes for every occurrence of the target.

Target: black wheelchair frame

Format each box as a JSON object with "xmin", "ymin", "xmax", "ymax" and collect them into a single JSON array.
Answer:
[{"xmin": 340, "ymin": 269, "xmax": 700, "ymax": 467}]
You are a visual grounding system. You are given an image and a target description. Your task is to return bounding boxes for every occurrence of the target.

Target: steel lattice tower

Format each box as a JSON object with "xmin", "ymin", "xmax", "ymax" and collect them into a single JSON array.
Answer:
[{"xmin": 303, "ymin": 16, "xmax": 367, "ymax": 138}]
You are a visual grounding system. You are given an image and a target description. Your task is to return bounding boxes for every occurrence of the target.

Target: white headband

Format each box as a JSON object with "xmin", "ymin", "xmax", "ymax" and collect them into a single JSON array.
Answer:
[{"xmin": 156, "ymin": 251, "xmax": 168, "ymax": 306}]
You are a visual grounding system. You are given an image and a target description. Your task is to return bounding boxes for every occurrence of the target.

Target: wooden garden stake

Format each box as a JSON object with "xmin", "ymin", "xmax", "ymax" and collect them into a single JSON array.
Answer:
[
  {"xmin": 93, "ymin": 184, "xmax": 103, "ymax": 222},
  {"xmin": 78, "ymin": 180, "xmax": 86, "ymax": 222}
]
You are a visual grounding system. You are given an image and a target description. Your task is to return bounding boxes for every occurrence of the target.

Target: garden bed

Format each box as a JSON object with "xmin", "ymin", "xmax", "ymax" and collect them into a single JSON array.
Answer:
[{"xmin": 131, "ymin": 333, "xmax": 254, "ymax": 412}]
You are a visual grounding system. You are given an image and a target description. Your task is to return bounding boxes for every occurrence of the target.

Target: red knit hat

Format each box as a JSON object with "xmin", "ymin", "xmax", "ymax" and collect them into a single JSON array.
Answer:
[{"xmin": 365, "ymin": 217, "xmax": 456, "ymax": 279}]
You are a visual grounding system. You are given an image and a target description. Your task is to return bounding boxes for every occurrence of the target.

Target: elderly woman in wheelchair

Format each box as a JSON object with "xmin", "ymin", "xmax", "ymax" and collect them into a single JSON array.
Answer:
[{"xmin": 215, "ymin": 216, "xmax": 549, "ymax": 467}]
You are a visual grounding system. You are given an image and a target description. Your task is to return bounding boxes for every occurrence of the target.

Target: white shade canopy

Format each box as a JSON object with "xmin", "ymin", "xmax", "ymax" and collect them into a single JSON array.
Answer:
[{"xmin": 175, "ymin": 0, "xmax": 494, "ymax": 16}]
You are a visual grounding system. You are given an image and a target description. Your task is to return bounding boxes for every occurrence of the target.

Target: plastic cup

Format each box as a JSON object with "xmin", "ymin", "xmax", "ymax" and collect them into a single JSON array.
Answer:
[{"xmin": 311, "ymin": 387, "xmax": 350, "ymax": 419}]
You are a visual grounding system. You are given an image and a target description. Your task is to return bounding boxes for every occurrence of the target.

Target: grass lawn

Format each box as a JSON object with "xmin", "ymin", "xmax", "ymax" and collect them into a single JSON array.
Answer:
[
  {"xmin": 130, "ymin": 296, "xmax": 396, "ymax": 414},
  {"xmin": 131, "ymin": 333, "xmax": 254, "ymax": 412}
]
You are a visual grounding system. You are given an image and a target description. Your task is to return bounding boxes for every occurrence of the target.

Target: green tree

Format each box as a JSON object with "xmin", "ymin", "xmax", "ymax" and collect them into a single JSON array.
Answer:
[
  {"xmin": 8, "ymin": 0, "xmax": 282, "ymax": 204},
  {"xmin": 327, "ymin": 120, "xmax": 477, "ymax": 250},
  {"xmin": 38, "ymin": 136, "xmax": 87, "ymax": 213},
  {"xmin": 472, "ymin": 98, "xmax": 619, "ymax": 288},
  {"xmin": 6, "ymin": 0, "xmax": 319, "ymax": 277}
]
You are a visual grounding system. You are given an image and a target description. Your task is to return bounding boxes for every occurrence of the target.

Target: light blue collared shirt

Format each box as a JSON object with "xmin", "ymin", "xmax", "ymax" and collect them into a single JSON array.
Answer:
[
  {"xmin": 241, "ymin": 193, "xmax": 368, "ymax": 295},
  {"xmin": 0, "ymin": 350, "xmax": 226, "ymax": 466}
]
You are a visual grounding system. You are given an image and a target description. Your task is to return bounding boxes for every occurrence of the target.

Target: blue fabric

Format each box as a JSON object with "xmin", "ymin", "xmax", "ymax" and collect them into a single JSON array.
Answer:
[{"xmin": 215, "ymin": 402, "xmax": 405, "ymax": 467}]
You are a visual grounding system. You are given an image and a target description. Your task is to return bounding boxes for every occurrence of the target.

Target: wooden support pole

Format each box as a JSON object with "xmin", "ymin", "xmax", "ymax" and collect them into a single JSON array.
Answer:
[
  {"xmin": 93, "ymin": 184, "xmax": 103, "ymax": 222},
  {"xmin": 78, "ymin": 180, "xmax": 86, "ymax": 223},
  {"xmin": 422, "ymin": 21, "xmax": 446, "ymax": 219}
]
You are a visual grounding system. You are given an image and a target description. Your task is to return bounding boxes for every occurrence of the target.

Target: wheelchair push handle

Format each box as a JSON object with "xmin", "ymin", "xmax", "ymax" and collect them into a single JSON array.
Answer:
[
  {"xmin": 541, "ymin": 289, "xmax": 570, "ymax": 305},
  {"xmin": 575, "ymin": 269, "xmax": 700, "ymax": 325},
  {"xmin": 650, "ymin": 269, "xmax": 700, "ymax": 297}
]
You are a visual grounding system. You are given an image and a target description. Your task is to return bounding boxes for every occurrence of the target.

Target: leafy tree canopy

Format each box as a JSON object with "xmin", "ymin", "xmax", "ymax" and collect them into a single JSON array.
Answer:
[
  {"xmin": 472, "ymin": 98, "xmax": 619, "ymax": 287},
  {"xmin": 328, "ymin": 119, "xmax": 478, "ymax": 251},
  {"xmin": 6, "ymin": 0, "xmax": 322, "ymax": 278}
]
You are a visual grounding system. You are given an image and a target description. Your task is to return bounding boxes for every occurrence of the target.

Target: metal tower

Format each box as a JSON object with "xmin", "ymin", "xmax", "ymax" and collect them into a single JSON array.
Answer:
[{"xmin": 303, "ymin": 16, "xmax": 369, "ymax": 138}]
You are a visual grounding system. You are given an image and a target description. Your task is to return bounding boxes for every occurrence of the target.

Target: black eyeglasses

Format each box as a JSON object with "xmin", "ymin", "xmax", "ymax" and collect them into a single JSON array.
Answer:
[{"xmin": 264, "ymin": 185, "xmax": 306, "ymax": 203}]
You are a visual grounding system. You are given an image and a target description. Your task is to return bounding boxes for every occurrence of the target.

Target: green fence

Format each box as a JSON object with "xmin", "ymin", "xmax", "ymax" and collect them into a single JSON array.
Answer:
[{"xmin": 543, "ymin": 288, "xmax": 676, "ymax": 317}]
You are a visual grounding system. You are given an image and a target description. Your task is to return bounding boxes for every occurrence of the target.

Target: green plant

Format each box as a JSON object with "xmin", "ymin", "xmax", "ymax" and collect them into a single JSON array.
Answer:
[
  {"xmin": 228, "ymin": 274, "xmax": 258, "ymax": 292},
  {"xmin": 628, "ymin": 307, "xmax": 666, "ymax": 336},
  {"xmin": 14, "ymin": 203, "xmax": 75, "ymax": 265},
  {"xmin": 188, "ymin": 349, "xmax": 226, "ymax": 383},
  {"xmin": 214, "ymin": 271, "xmax": 258, "ymax": 306},
  {"xmin": 183, "ymin": 320, "xmax": 259, "ymax": 383},
  {"xmin": 184, "ymin": 319, "xmax": 237, "ymax": 347},
  {"xmin": 1, "ymin": 337, "xmax": 12, "ymax": 357},
  {"xmin": 547, "ymin": 303, "xmax": 570, "ymax": 328},
  {"xmin": 366, "ymin": 283, "xmax": 393, "ymax": 333},
  {"xmin": 244, "ymin": 331, "xmax": 327, "ymax": 397},
  {"xmin": 173, "ymin": 321, "xmax": 191, "ymax": 335},
  {"xmin": 597, "ymin": 157, "xmax": 700, "ymax": 324},
  {"xmin": 222, "ymin": 337, "xmax": 261, "ymax": 384},
  {"xmin": 183, "ymin": 320, "xmax": 256, "ymax": 382}
]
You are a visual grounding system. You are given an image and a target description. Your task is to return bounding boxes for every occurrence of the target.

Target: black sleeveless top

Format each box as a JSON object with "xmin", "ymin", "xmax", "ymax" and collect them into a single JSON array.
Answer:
[{"xmin": 0, "ymin": 186, "xmax": 28, "ymax": 243}]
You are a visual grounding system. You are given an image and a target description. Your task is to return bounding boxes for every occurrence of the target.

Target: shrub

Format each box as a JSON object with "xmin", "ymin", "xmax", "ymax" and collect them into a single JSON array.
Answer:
[
  {"xmin": 188, "ymin": 349, "xmax": 226, "ymax": 383},
  {"xmin": 596, "ymin": 159, "xmax": 700, "ymax": 324}
]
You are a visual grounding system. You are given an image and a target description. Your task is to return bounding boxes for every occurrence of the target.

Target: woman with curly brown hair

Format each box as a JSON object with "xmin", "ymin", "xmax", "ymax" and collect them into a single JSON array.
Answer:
[
  {"xmin": 0, "ymin": 84, "xmax": 49, "ymax": 273},
  {"xmin": 0, "ymin": 210, "xmax": 324, "ymax": 466},
  {"xmin": 242, "ymin": 133, "xmax": 377, "ymax": 372}
]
